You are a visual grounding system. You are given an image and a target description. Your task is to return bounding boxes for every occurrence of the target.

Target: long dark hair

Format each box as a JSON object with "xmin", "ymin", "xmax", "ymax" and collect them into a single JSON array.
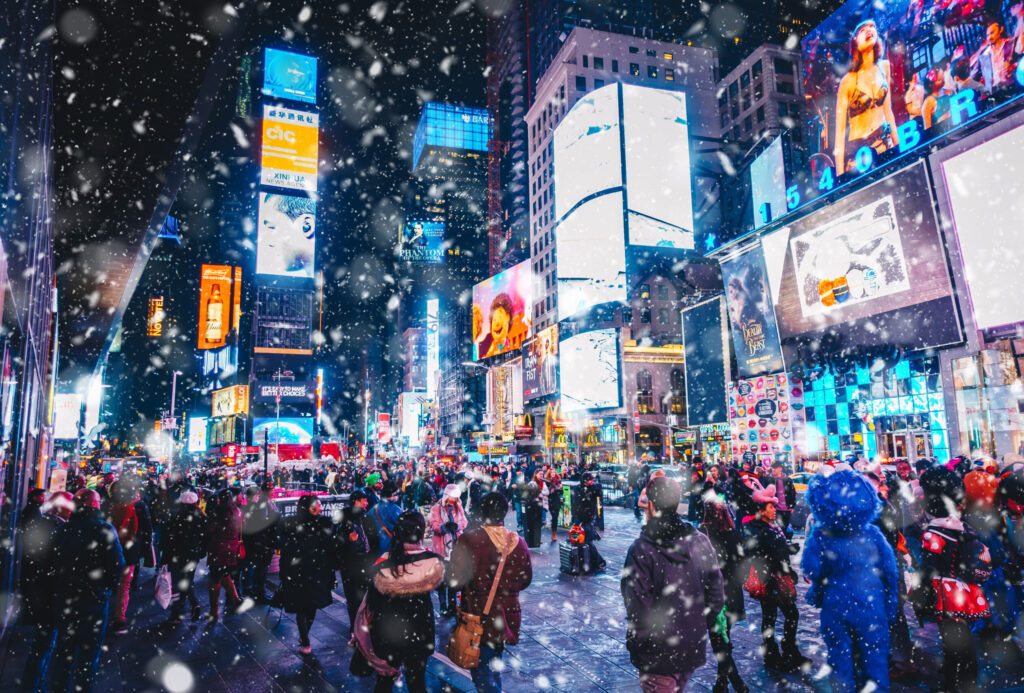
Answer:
[
  {"xmin": 296, "ymin": 493, "xmax": 319, "ymax": 518},
  {"xmin": 849, "ymin": 20, "xmax": 883, "ymax": 73},
  {"xmin": 387, "ymin": 511, "xmax": 426, "ymax": 577}
]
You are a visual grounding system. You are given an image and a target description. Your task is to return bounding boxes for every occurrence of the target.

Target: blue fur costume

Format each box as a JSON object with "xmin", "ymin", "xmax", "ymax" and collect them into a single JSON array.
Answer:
[{"xmin": 802, "ymin": 471, "xmax": 901, "ymax": 693}]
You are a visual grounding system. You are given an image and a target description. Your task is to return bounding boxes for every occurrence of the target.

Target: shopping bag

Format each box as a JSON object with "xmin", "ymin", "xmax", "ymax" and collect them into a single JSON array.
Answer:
[{"xmin": 154, "ymin": 565, "xmax": 173, "ymax": 610}]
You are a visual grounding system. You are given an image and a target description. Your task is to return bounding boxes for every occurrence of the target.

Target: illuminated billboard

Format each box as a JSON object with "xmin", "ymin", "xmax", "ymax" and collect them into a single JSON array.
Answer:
[
  {"xmin": 398, "ymin": 392, "xmax": 423, "ymax": 443},
  {"xmin": 555, "ymin": 192, "xmax": 627, "ymax": 318},
  {"xmin": 199, "ymin": 265, "xmax": 233, "ymax": 349},
  {"xmin": 412, "ymin": 103, "xmax": 491, "ymax": 170},
  {"xmin": 426, "ymin": 299, "xmax": 440, "ymax": 398},
  {"xmin": 147, "ymin": 296, "xmax": 165, "ymax": 337},
  {"xmin": 257, "ymin": 192, "xmax": 316, "ymax": 279},
  {"xmin": 263, "ymin": 48, "xmax": 317, "ymax": 105},
  {"xmin": 761, "ymin": 163, "xmax": 960, "ymax": 356},
  {"xmin": 261, "ymin": 105, "xmax": 318, "ymax": 193},
  {"xmin": 212, "ymin": 385, "xmax": 249, "ymax": 418},
  {"xmin": 750, "ymin": 137, "xmax": 788, "ymax": 230},
  {"xmin": 399, "ymin": 220, "xmax": 445, "ymax": 264},
  {"xmin": 523, "ymin": 325, "xmax": 559, "ymax": 400},
  {"xmin": 253, "ymin": 417, "xmax": 314, "ymax": 445},
  {"xmin": 377, "ymin": 413, "xmax": 391, "ymax": 445},
  {"xmin": 53, "ymin": 393, "xmax": 82, "ymax": 440},
  {"xmin": 682, "ymin": 297, "xmax": 730, "ymax": 426},
  {"xmin": 553, "ymin": 85, "xmax": 622, "ymax": 220},
  {"xmin": 560, "ymin": 328, "xmax": 621, "ymax": 412},
  {"xmin": 721, "ymin": 244, "xmax": 785, "ymax": 378},
  {"xmin": 187, "ymin": 416, "xmax": 209, "ymax": 454},
  {"xmin": 472, "ymin": 260, "xmax": 533, "ymax": 360}
]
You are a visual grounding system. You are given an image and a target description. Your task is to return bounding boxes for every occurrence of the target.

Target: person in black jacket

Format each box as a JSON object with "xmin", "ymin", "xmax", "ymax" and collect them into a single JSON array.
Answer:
[
  {"xmin": 574, "ymin": 473, "xmax": 607, "ymax": 573},
  {"xmin": 279, "ymin": 494, "xmax": 340, "ymax": 655},
  {"xmin": 160, "ymin": 491, "xmax": 208, "ymax": 623},
  {"xmin": 337, "ymin": 490, "xmax": 372, "ymax": 633},
  {"xmin": 48, "ymin": 489, "xmax": 126, "ymax": 693},
  {"xmin": 701, "ymin": 494, "xmax": 749, "ymax": 693},
  {"xmin": 242, "ymin": 482, "xmax": 280, "ymax": 603}
]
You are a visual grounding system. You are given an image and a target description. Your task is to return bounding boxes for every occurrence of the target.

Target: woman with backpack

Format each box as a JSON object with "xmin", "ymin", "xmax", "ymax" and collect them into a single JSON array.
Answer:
[
  {"xmin": 205, "ymin": 489, "xmax": 245, "ymax": 620},
  {"xmin": 279, "ymin": 494, "xmax": 339, "ymax": 654}
]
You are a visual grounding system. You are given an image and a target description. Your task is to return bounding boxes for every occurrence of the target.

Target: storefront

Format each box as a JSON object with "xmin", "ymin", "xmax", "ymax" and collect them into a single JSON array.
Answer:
[
  {"xmin": 951, "ymin": 340, "xmax": 1024, "ymax": 460},
  {"xmin": 581, "ymin": 416, "xmax": 627, "ymax": 466},
  {"xmin": 672, "ymin": 428, "xmax": 698, "ymax": 463},
  {"xmin": 699, "ymin": 423, "xmax": 731, "ymax": 466}
]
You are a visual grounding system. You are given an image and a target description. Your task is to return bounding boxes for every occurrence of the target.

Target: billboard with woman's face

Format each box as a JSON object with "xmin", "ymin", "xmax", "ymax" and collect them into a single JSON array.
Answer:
[{"xmin": 472, "ymin": 260, "xmax": 533, "ymax": 361}]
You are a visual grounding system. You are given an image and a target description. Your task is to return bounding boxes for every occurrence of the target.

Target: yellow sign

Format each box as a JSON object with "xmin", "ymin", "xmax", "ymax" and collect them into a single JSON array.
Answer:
[
  {"xmin": 260, "ymin": 105, "xmax": 318, "ymax": 192},
  {"xmin": 212, "ymin": 385, "xmax": 249, "ymax": 418}
]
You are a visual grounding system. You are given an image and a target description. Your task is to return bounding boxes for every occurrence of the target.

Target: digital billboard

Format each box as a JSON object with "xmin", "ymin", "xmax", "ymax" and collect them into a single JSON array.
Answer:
[
  {"xmin": 257, "ymin": 192, "xmax": 315, "ymax": 279},
  {"xmin": 426, "ymin": 298, "xmax": 440, "ymax": 398},
  {"xmin": 263, "ymin": 48, "xmax": 317, "ymax": 105},
  {"xmin": 53, "ymin": 393, "xmax": 82, "ymax": 440},
  {"xmin": 253, "ymin": 417, "xmax": 314, "ymax": 445},
  {"xmin": 472, "ymin": 260, "xmax": 533, "ymax": 360},
  {"xmin": 489, "ymin": 364, "xmax": 515, "ymax": 439},
  {"xmin": 802, "ymin": 0, "xmax": 1024, "ymax": 178},
  {"xmin": 412, "ymin": 103, "xmax": 491, "ymax": 170},
  {"xmin": 523, "ymin": 325, "xmax": 559, "ymax": 400},
  {"xmin": 682, "ymin": 297, "xmax": 730, "ymax": 426},
  {"xmin": 261, "ymin": 105, "xmax": 318, "ymax": 193},
  {"xmin": 253, "ymin": 380, "xmax": 315, "ymax": 403},
  {"xmin": 187, "ymin": 416, "xmax": 209, "ymax": 454},
  {"xmin": 398, "ymin": 393, "xmax": 423, "ymax": 443},
  {"xmin": 399, "ymin": 220, "xmax": 445, "ymax": 264},
  {"xmin": 212, "ymin": 385, "xmax": 249, "ymax": 418},
  {"xmin": 721, "ymin": 244, "xmax": 786, "ymax": 378},
  {"xmin": 199, "ymin": 265, "xmax": 233, "ymax": 350},
  {"xmin": 750, "ymin": 137, "xmax": 788, "ymax": 230},
  {"xmin": 553, "ymin": 85, "xmax": 623, "ymax": 221},
  {"xmin": 377, "ymin": 413, "xmax": 391, "ymax": 445},
  {"xmin": 761, "ymin": 163, "xmax": 960, "ymax": 358},
  {"xmin": 555, "ymin": 191, "xmax": 627, "ymax": 318},
  {"xmin": 938, "ymin": 119, "xmax": 1024, "ymax": 330},
  {"xmin": 560, "ymin": 328, "xmax": 621, "ymax": 412}
]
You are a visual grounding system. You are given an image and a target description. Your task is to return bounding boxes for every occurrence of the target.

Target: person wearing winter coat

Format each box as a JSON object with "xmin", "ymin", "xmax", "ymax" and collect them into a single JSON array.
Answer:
[
  {"xmin": 449, "ymin": 492, "xmax": 533, "ymax": 693},
  {"xmin": 337, "ymin": 490, "xmax": 372, "ymax": 632},
  {"xmin": 108, "ymin": 478, "xmax": 153, "ymax": 635},
  {"xmin": 546, "ymin": 468, "xmax": 563, "ymax": 541},
  {"xmin": 622, "ymin": 477, "xmax": 726, "ymax": 693},
  {"xmin": 366, "ymin": 511, "xmax": 444, "ymax": 693},
  {"xmin": 742, "ymin": 484, "xmax": 809, "ymax": 673},
  {"xmin": 369, "ymin": 481, "xmax": 403, "ymax": 555},
  {"xmin": 429, "ymin": 484, "xmax": 468, "ymax": 617},
  {"xmin": 242, "ymin": 482, "xmax": 280, "ymax": 603},
  {"xmin": 279, "ymin": 494, "xmax": 340, "ymax": 654},
  {"xmin": 205, "ymin": 489, "xmax": 245, "ymax": 620},
  {"xmin": 700, "ymin": 493, "xmax": 749, "ymax": 693},
  {"xmin": 48, "ymin": 489, "xmax": 126, "ymax": 693},
  {"xmin": 160, "ymin": 491, "xmax": 208, "ymax": 624},
  {"xmin": 802, "ymin": 470, "xmax": 900, "ymax": 693},
  {"xmin": 573, "ymin": 472, "xmax": 607, "ymax": 572}
]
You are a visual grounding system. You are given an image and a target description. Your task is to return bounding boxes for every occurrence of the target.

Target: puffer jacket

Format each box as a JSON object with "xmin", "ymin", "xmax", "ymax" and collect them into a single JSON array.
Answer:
[{"xmin": 368, "ymin": 547, "xmax": 444, "ymax": 663}]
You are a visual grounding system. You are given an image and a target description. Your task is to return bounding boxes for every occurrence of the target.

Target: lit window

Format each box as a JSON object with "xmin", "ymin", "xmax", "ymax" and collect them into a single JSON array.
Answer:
[
  {"xmin": 663, "ymin": 52, "xmax": 673, "ymax": 60},
  {"xmin": 665, "ymin": 68, "xmax": 674, "ymax": 81},
  {"xmin": 648, "ymin": 65, "xmax": 657, "ymax": 78},
  {"xmin": 630, "ymin": 62, "xmax": 640, "ymax": 76}
]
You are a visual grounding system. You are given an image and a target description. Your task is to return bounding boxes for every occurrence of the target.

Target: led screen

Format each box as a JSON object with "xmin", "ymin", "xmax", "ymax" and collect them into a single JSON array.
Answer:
[
  {"xmin": 263, "ymin": 48, "xmax": 317, "ymax": 104},
  {"xmin": 560, "ymin": 328, "xmax": 621, "ymax": 412},
  {"xmin": 802, "ymin": 0, "xmax": 1024, "ymax": 176},
  {"xmin": 555, "ymin": 192, "xmax": 627, "ymax": 319},
  {"xmin": 53, "ymin": 393, "xmax": 82, "ymax": 440},
  {"xmin": 523, "ymin": 325, "xmax": 559, "ymax": 400},
  {"xmin": 761, "ymin": 163, "xmax": 960, "ymax": 359},
  {"xmin": 412, "ymin": 103, "xmax": 491, "ymax": 170},
  {"xmin": 253, "ymin": 417, "xmax": 314, "ymax": 445},
  {"xmin": 187, "ymin": 416, "xmax": 209, "ymax": 454},
  {"xmin": 198, "ymin": 265, "xmax": 233, "ymax": 350},
  {"xmin": 426, "ymin": 298, "xmax": 440, "ymax": 398},
  {"xmin": 682, "ymin": 297, "xmax": 730, "ymax": 426},
  {"xmin": 377, "ymin": 413, "xmax": 391, "ymax": 445},
  {"xmin": 399, "ymin": 393, "xmax": 422, "ymax": 442},
  {"xmin": 553, "ymin": 85, "xmax": 622, "ymax": 221},
  {"xmin": 621, "ymin": 85, "xmax": 693, "ymax": 244},
  {"xmin": 472, "ymin": 260, "xmax": 533, "ymax": 360},
  {"xmin": 261, "ymin": 105, "xmax": 318, "ymax": 193},
  {"xmin": 939, "ymin": 120, "xmax": 1024, "ymax": 330},
  {"xmin": 750, "ymin": 137, "xmax": 788, "ymax": 230},
  {"xmin": 721, "ymin": 244, "xmax": 786, "ymax": 378},
  {"xmin": 257, "ymin": 192, "xmax": 315, "ymax": 278},
  {"xmin": 399, "ymin": 220, "xmax": 445, "ymax": 264}
]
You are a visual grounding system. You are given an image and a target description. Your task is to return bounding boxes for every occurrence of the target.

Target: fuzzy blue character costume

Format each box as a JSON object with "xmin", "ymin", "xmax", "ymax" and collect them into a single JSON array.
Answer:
[{"xmin": 802, "ymin": 470, "xmax": 900, "ymax": 693}]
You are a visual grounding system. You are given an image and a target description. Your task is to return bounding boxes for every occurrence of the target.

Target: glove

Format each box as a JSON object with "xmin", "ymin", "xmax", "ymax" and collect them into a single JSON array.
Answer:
[{"xmin": 444, "ymin": 521, "xmax": 459, "ymax": 534}]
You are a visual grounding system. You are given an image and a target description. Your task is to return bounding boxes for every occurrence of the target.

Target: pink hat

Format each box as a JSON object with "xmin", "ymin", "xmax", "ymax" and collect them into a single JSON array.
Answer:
[{"xmin": 751, "ymin": 484, "xmax": 779, "ymax": 506}]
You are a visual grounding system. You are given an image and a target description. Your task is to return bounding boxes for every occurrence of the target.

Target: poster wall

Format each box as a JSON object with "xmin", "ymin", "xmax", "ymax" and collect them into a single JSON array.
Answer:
[
  {"xmin": 727, "ymin": 373, "xmax": 806, "ymax": 466},
  {"xmin": 472, "ymin": 260, "xmax": 533, "ymax": 360},
  {"xmin": 261, "ymin": 105, "xmax": 319, "ymax": 192},
  {"xmin": 523, "ymin": 325, "xmax": 559, "ymax": 400},
  {"xmin": 257, "ymin": 192, "xmax": 316, "ymax": 279},
  {"xmin": 721, "ymin": 244, "xmax": 786, "ymax": 378}
]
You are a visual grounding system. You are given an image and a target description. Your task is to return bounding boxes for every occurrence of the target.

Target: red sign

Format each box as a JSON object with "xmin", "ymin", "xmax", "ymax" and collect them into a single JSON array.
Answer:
[
  {"xmin": 377, "ymin": 413, "xmax": 391, "ymax": 445},
  {"xmin": 633, "ymin": 411, "xmax": 640, "ymax": 434}
]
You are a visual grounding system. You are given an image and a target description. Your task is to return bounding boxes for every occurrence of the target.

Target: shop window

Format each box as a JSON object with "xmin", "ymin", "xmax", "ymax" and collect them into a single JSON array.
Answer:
[{"xmin": 637, "ymin": 370, "xmax": 654, "ymax": 413}]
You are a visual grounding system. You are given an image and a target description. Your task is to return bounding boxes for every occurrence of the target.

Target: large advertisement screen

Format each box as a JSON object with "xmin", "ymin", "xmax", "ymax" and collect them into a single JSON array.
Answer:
[
  {"xmin": 399, "ymin": 220, "xmax": 445, "ymax": 264},
  {"xmin": 802, "ymin": 0, "xmax": 1024, "ymax": 176},
  {"xmin": 377, "ymin": 413, "xmax": 391, "ymax": 445},
  {"xmin": 553, "ymin": 85, "xmax": 622, "ymax": 221},
  {"xmin": 261, "ymin": 105, "xmax": 318, "ymax": 193},
  {"xmin": 399, "ymin": 393, "xmax": 422, "ymax": 443},
  {"xmin": 750, "ymin": 137, "xmax": 788, "ymax": 230},
  {"xmin": 257, "ymin": 192, "xmax": 316, "ymax": 279},
  {"xmin": 555, "ymin": 191, "xmax": 627, "ymax": 318},
  {"xmin": 53, "ymin": 393, "xmax": 82, "ymax": 440},
  {"xmin": 211, "ymin": 385, "xmax": 249, "ymax": 418},
  {"xmin": 263, "ymin": 48, "xmax": 317, "ymax": 105},
  {"xmin": 472, "ymin": 260, "xmax": 533, "ymax": 360},
  {"xmin": 426, "ymin": 298, "xmax": 440, "ymax": 398},
  {"xmin": 253, "ymin": 417, "xmax": 314, "ymax": 445},
  {"xmin": 761, "ymin": 163, "xmax": 960, "ymax": 357},
  {"xmin": 523, "ymin": 325, "xmax": 559, "ymax": 400},
  {"xmin": 560, "ymin": 328, "xmax": 621, "ymax": 412},
  {"xmin": 187, "ymin": 416, "xmax": 209, "ymax": 454},
  {"xmin": 199, "ymin": 265, "xmax": 233, "ymax": 349},
  {"xmin": 721, "ymin": 245, "xmax": 786, "ymax": 378},
  {"xmin": 621, "ymin": 85, "xmax": 693, "ymax": 245},
  {"xmin": 939, "ymin": 120, "xmax": 1024, "ymax": 330},
  {"xmin": 682, "ymin": 297, "xmax": 730, "ymax": 426}
]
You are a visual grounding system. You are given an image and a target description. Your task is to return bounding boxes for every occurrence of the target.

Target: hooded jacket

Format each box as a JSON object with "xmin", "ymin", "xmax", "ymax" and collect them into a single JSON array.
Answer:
[
  {"xmin": 368, "ymin": 547, "xmax": 444, "ymax": 663},
  {"xmin": 279, "ymin": 512, "xmax": 339, "ymax": 613},
  {"xmin": 50, "ymin": 507, "xmax": 126, "ymax": 606},
  {"xmin": 621, "ymin": 513, "xmax": 725, "ymax": 675}
]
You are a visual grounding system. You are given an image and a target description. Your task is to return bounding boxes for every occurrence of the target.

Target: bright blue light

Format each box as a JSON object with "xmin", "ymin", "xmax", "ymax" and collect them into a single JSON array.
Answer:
[
  {"xmin": 412, "ymin": 103, "xmax": 491, "ymax": 170},
  {"xmin": 263, "ymin": 48, "xmax": 317, "ymax": 105}
]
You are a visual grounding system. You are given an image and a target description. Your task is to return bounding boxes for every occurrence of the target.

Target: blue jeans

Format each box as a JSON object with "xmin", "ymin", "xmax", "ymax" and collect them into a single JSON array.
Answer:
[
  {"xmin": 49, "ymin": 600, "xmax": 109, "ymax": 693},
  {"xmin": 470, "ymin": 644, "xmax": 502, "ymax": 693}
]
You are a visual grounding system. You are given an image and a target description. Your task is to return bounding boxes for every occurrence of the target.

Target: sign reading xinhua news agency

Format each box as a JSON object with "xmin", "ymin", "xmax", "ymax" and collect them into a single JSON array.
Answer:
[{"xmin": 253, "ymin": 380, "xmax": 316, "ymax": 404}]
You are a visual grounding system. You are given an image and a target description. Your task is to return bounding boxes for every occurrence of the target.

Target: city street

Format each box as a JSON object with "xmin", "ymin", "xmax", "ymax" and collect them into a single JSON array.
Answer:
[{"xmin": 5, "ymin": 506, "xmax": 1024, "ymax": 692}]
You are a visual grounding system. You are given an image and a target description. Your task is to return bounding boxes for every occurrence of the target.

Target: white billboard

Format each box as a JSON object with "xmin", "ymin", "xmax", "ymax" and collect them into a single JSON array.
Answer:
[
  {"xmin": 560, "ymin": 329, "xmax": 621, "ymax": 412},
  {"xmin": 750, "ymin": 137, "xmax": 787, "ymax": 230},
  {"xmin": 187, "ymin": 416, "xmax": 209, "ymax": 454},
  {"xmin": 555, "ymin": 192, "xmax": 627, "ymax": 319},
  {"xmin": 256, "ymin": 192, "xmax": 316, "ymax": 279},
  {"xmin": 553, "ymin": 85, "xmax": 622, "ymax": 221},
  {"xmin": 53, "ymin": 393, "xmax": 82, "ymax": 440}
]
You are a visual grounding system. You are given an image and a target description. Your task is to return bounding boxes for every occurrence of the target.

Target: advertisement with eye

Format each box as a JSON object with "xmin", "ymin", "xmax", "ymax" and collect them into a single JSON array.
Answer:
[{"xmin": 257, "ymin": 192, "xmax": 316, "ymax": 279}]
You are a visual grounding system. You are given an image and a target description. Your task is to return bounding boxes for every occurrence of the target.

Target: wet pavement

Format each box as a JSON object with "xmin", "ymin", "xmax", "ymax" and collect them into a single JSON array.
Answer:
[{"xmin": 3, "ymin": 506, "xmax": 1024, "ymax": 691}]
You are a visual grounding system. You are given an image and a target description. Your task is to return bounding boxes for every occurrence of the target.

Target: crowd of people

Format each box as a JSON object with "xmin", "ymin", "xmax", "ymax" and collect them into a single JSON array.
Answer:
[{"xmin": 13, "ymin": 451, "xmax": 1024, "ymax": 692}]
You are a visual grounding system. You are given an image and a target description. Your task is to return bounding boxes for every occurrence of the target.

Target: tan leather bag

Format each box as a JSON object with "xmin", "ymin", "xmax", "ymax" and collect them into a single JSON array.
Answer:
[{"xmin": 446, "ymin": 541, "xmax": 512, "ymax": 669}]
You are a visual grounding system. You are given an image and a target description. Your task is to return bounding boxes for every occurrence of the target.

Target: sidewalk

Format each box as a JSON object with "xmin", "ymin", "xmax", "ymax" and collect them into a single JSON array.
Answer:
[{"xmin": 3, "ymin": 507, "xmax": 1024, "ymax": 691}]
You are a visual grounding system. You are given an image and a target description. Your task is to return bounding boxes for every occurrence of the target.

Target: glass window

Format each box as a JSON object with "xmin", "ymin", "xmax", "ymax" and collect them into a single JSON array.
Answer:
[
  {"xmin": 640, "ymin": 283, "xmax": 650, "ymax": 299},
  {"xmin": 740, "ymin": 71, "xmax": 750, "ymax": 88},
  {"xmin": 744, "ymin": 115, "xmax": 752, "ymax": 131},
  {"xmin": 774, "ymin": 58, "xmax": 794, "ymax": 75},
  {"xmin": 777, "ymin": 79, "xmax": 794, "ymax": 94},
  {"xmin": 630, "ymin": 62, "xmax": 640, "ymax": 76},
  {"xmin": 622, "ymin": 307, "xmax": 633, "ymax": 323},
  {"xmin": 732, "ymin": 126, "xmax": 740, "ymax": 140},
  {"xmin": 637, "ymin": 370, "xmax": 654, "ymax": 413},
  {"xmin": 665, "ymin": 68, "xmax": 674, "ymax": 81},
  {"xmin": 640, "ymin": 308, "xmax": 651, "ymax": 323},
  {"xmin": 663, "ymin": 52, "xmax": 673, "ymax": 60},
  {"xmin": 728, "ymin": 82, "xmax": 738, "ymax": 97},
  {"xmin": 593, "ymin": 56, "xmax": 604, "ymax": 70},
  {"xmin": 752, "ymin": 59, "xmax": 762, "ymax": 78},
  {"xmin": 756, "ymin": 106, "xmax": 764, "ymax": 122},
  {"xmin": 629, "ymin": 46, "xmax": 639, "ymax": 54},
  {"xmin": 658, "ymin": 284, "xmax": 669, "ymax": 299},
  {"xmin": 575, "ymin": 76, "xmax": 586, "ymax": 91},
  {"xmin": 611, "ymin": 59, "xmax": 619, "ymax": 72},
  {"xmin": 648, "ymin": 65, "xmax": 657, "ymax": 78},
  {"xmin": 754, "ymin": 82, "xmax": 763, "ymax": 99},
  {"xmin": 646, "ymin": 49, "xmax": 656, "ymax": 57},
  {"xmin": 582, "ymin": 55, "xmax": 588, "ymax": 68},
  {"xmin": 777, "ymin": 102, "xmax": 788, "ymax": 117},
  {"xmin": 720, "ymin": 113, "xmax": 729, "ymax": 128},
  {"xmin": 594, "ymin": 78, "xmax": 605, "ymax": 89},
  {"xmin": 658, "ymin": 308, "xmax": 669, "ymax": 325}
]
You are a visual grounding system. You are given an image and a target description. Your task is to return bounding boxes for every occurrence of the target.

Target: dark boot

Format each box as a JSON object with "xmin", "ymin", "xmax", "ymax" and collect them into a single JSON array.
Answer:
[
  {"xmin": 763, "ymin": 639, "xmax": 785, "ymax": 671},
  {"xmin": 781, "ymin": 641, "xmax": 810, "ymax": 672},
  {"xmin": 208, "ymin": 584, "xmax": 221, "ymax": 621}
]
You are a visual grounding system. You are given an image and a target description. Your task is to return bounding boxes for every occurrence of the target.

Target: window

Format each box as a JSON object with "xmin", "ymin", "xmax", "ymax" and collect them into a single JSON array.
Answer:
[
  {"xmin": 576, "ymin": 76, "xmax": 586, "ymax": 91},
  {"xmin": 648, "ymin": 65, "xmax": 657, "ymax": 78},
  {"xmin": 637, "ymin": 370, "xmax": 654, "ymax": 414},
  {"xmin": 630, "ymin": 62, "xmax": 640, "ymax": 76},
  {"xmin": 622, "ymin": 307, "xmax": 633, "ymax": 323},
  {"xmin": 731, "ymin": 102, "xmax": 739, "ymax": 118},
  {"xmin": 629, "ymin": 46, "xmax": 639, "ymax": 54},
  {"xmin": 657, "ymin": 284, "xmax": 669, "ymax": 299},
  {"xmin": 728, "ymin": 82, "xmax": 738, "ymax": 97},
  {"xmin": 646, "ymin": 49, "xmax": 656, "ymax": 57},
  {"xmin": 752, "ymin": 59, "xmax": 763, "ymax": 78},
  {"xmin": 594, "ymin": 78, "xmax": 605, "ymax": 89},
  {"xmin": 789, "ymin": 103, "xmax": 802, "ymax": 118},
  {"xmin": 740, "ymin": 71, "xmax": 750, "ymax": 88},
  {"xmin": 658, "ymin": 308, "xmax": 669, "ymax": 325},
  {"xmin": 611, "ymin": 59, "xmax": 619, "ymax": 72},
  {"xmin": 639, "ymin": 283, "xmax": 650, "ymax": 299},
  {"xmin": 663, "ymin": 52, "xmax": 673, "ymax": 60},
  {"xmin": 593, "ymin": 56, "xmax": 604, "ymax": 70},
  {"xmin": 665, "ymin": 68, "xmax": 674, "ymax": 81},
  {"xmin": 756, "ymin": 105, "xmax": 765, "ymax": 122},
  {"xmin": 754, "ymin": 82, "xmax": 763, "ymax": 99},
  {"xmin": 720, "ymin": 113, "xmax": 729, "ymax": 128},
  {"xmin": 669, "ymin": 369, "xmax": 685, "ymax": 415},
  {"xmin": 777, "ymin": 79, "xmax": 794, "ymax": 94},
  {"xmin": 582, "ymin": 55, "xmax": 588, "ymax": 68},
  {"xmin": 732, "ymin": 126, "xmax": 740, "ymax": 140},
  {"xmin": 774, "ymin": 58, "xmax": 794, "ymax": 75},
  {"xmin": 640, "ymin": 308, "xmax": 651, "ymax": 323},
  {"xmin": 777, "ymin": 102, "xmax": 788, "ymax": 117},
  {"xmin": 744, "ymin": 115, "xmax": 752, "ymax": 131}
]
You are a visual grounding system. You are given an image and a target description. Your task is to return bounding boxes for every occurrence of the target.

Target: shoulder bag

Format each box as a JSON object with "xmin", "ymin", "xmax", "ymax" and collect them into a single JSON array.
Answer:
[{"xmin": 447, "ymin": 539, "xmax": 513, "ymax": 669}]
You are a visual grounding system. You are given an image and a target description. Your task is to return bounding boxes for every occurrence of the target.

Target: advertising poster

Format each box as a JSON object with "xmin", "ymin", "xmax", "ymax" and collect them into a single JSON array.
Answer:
[
  {"xmin": 489, "ymin": 364, "xmax": 515, "ymax": 439},
  {"xmin": 555, "ymin": 192, "xmax": 627, "ymax": 318},
  {"xmin": 802, "ymin": 0, "xmax": 1024, "ymax": 175},
  {"xmin": 198, "ymin": 265, "xmax": 233, "ymax": 350},
  {"xmin": 253, "ymin": 417, "xmax": 314, "ymax": 445},
  {"xmin": 553, "ymin": 85, "xmax": 622, "ymax": 221},
  {"xmin": 261, "ymin": 105, "xmax": 319, "ymax": 193},
  {"xmin": 750, "ymin": 137, "xmax": 788, "ymax": 229},
  {"xmin": 377, "ymin": 413, "xmax": 391, "ymax": 445},
  {"xmin": 560, "ymin": 328, "xmax": 621, "ymax": 412},
  {"xmin": 212, "ymin": 385, "xmax": 249, "ymax": 418},
  {"xmin": 761, "ymin": 163, "xmax": 960, "ymax": 358},
  {"xmin": 253, "ymin": 380, "xmax": 315, "ymax": 404},
  {"xmin": 721, "ymin": 245, "xmax": 786, "ymax": 378},
  {"xmin": 682, "ymin": 297, "xmax": 730, "ymax": 426},
  {"xmin": 727, "ymin": 374, "xmax": 807, "ymax": 466},
  {"xmin": 257, "ymin": 192, "xmax": 316, "ymax": 279},
  {"xmin": 263, "ymin": 48, "xmax": 317, "ymax": 105},
  {"xmin": 523, "ymin": 325, "xmax": 559, "ymax": 400},
  {"xmin": 53, "ymin": 393, "xmax": 82, "ymax": 440},
  {"xmin": 472, "ymin": 260, "xmax": 533, "ymax": 360},
  {"xmin": 187, "ymin": 416, "xmax": 209, "ymax": 454},
  {"xmin": 399, "ymin": 220, "xmax": 445, "ymax": 264}
]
